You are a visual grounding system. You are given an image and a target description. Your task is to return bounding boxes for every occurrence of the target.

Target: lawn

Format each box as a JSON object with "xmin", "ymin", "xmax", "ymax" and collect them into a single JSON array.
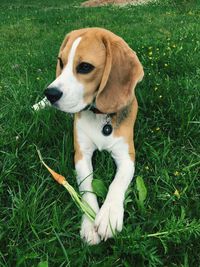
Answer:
[{"xmin": 0, "ymin": 0, "xmax": 200, "ymax": 266}]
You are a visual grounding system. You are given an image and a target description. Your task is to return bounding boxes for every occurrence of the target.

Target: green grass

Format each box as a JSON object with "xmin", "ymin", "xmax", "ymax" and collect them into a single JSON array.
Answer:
[{"xmin": 0, "ymin": 0, "xmax": 200, "ymax": 266}]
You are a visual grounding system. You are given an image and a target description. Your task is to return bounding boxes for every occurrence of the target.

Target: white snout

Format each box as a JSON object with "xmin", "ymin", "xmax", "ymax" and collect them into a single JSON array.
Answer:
[{"xmin": 48, "ymin": 37, "xmax": 88, "ymax": 113}]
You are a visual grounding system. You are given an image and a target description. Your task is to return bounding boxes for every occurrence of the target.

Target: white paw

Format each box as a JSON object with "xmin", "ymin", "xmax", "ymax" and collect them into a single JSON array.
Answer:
[
  {"xmin": 94, "ymin": 201, "xmax": 124, "ymax": 241},
  {"xmin": 80, "ymin": 215, "xmax": 101, "ymax": 245}
]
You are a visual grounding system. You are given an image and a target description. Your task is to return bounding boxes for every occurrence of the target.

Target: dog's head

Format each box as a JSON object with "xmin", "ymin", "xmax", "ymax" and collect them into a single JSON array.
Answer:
[{"xmin": 44, "ymin": 28, "xmax": 144, "ymax": 114}]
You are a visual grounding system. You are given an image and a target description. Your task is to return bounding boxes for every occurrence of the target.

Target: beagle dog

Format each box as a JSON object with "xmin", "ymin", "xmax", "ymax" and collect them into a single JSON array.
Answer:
[{"xmin": 34, "ymin": 28, "xmax": 144, "ymax": 245}]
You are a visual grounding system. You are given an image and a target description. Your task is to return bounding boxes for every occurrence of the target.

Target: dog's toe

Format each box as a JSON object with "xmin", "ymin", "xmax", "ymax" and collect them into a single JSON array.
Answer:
[
  {"xmin": 94, "ymin": 201, "xmax": 124, "ymax": 241},
  {"xmin": 80, "ymin": 215, "xmax": 101, "ymax": 245}
]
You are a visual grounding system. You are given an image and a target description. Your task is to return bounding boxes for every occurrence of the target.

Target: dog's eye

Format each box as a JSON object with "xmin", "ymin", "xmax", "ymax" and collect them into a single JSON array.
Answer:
[
  {"xmin": 76, "ymin": 62, "xmax": 95, "ymax": 74},
  {"xmin": 58, "ymin": 57, "xmax": 64, "ymax": 69}
]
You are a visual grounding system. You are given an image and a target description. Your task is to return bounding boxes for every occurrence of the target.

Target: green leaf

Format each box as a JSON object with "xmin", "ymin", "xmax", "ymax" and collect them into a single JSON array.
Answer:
[
  {"xmin": 136, "ymin": 176, "xmax": 147, "ymax": 211},
  {"xmin": 37, "ymin": 261, "xmax": 48, "ymax": 267},
  {"xmin": 92, "ymin": 179, "xmax": 107, "ymax": 199}
]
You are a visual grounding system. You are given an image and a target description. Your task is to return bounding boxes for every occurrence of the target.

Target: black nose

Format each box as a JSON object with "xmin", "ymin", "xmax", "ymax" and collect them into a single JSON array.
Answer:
[{"xmin": 44, "ymin": 87, "xmax": 63, "ymax": 104}]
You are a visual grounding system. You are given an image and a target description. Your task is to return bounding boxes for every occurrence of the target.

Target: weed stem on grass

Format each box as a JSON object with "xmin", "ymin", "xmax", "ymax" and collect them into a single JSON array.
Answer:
[
  {"xmin": 183, "ymin": 160, "xmax": 200, "ymax": 171},
  {"xmin": 144, "ymin": 222, "xmax": 200, "ymax": 238}
]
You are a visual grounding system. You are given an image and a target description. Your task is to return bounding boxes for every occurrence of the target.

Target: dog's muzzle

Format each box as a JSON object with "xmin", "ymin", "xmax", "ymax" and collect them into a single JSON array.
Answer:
[{"xmin": 44, "ymin": 87, "xmax": 63, "ymax": 104}]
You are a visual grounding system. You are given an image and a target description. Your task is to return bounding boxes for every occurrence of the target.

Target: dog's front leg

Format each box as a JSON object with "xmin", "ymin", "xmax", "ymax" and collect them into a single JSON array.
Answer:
[
  {"xmin": 95, "ymin": 145, "xmax": 135, "ymax": 241},
  {"xmin": 74, "ymin": 122, "xmax": 100, "ymax": 245},
  {"xmin": 75, "ymin": 156, "xmax": 101, "ymax": 245}
]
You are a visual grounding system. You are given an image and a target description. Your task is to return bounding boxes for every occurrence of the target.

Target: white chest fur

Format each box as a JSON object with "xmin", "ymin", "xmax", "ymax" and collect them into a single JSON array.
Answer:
[{"xmin": 76, "ymin": 111, "xmax": 124, "ymax": 152}]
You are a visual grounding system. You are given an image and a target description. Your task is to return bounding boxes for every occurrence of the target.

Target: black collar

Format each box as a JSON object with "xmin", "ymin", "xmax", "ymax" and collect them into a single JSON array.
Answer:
[
  {"xmin": 82, "ymin": 101, "xmax": 105, "ymax": 114},
  {"xmin": 83, "ymin": 104, "xmax": 115, "ymax": 116}
]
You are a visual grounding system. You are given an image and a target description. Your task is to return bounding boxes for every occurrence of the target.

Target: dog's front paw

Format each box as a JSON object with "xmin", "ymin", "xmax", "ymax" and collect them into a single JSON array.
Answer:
[
  {"xmin": 80, "ymin": 215, "xmax": 101, "ymax": 245},
  {"xmin": 94, "ymin": 201, "xmax": 124, "ymax": 241}
]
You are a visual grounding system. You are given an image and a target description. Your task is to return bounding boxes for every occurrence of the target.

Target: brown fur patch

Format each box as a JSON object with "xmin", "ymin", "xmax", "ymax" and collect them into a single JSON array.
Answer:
[
  {"xmin": 74, "ymin": 34, "xmax": 106, "ymax": 104},
  {"xmin": 115, "ymin": 104, "xmax": 132, "ymax": 128},
  {"xmin": 113, "ymin": 98, "xmax": 138, "ymax": 161},
  {"xmin": 74, "ymin": 114, "xmax": 83, "ymax": 163}
]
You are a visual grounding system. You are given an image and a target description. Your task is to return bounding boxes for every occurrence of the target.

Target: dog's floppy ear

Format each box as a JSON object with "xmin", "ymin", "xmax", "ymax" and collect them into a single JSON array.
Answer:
[
  {"xmin": 96, "ymin": 35, "xmax": 144, "ymax": 114},
  {"xmin": 56, "ymin": 34, "xmax": 70, "ymax": 77}
]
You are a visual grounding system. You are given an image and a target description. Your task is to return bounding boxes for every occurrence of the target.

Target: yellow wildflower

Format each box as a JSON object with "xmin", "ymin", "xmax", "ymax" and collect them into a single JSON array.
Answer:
[
  {"xmin": 174, "ymin": 171, "xmax": 180, "ymax": 176},
  {"xmin": 174, "ymin": 189, "xmax": 180, "ymax": 199}
]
